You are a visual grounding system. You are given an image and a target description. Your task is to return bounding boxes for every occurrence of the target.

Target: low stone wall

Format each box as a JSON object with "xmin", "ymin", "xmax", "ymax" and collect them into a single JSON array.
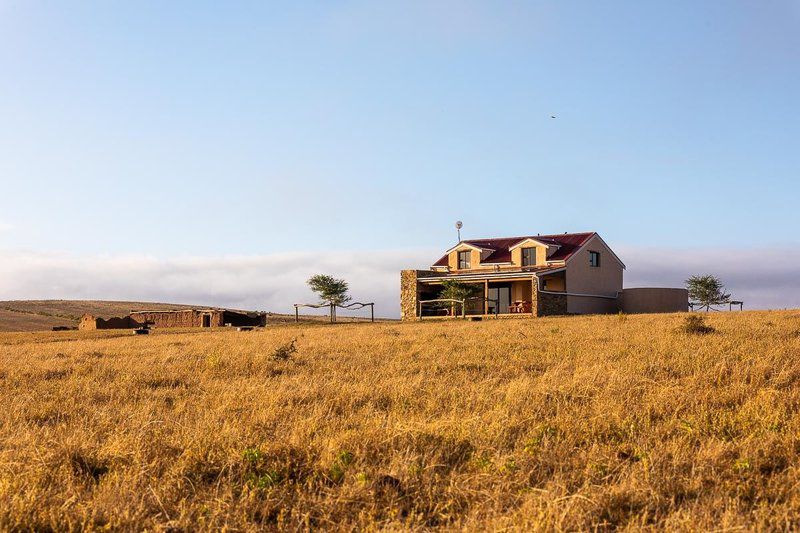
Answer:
[
  {"xmin": 223, "ymin": 311, "xmax": 267, "ymax": 327},
  {"xmin": 400, "ymin": 270, "xmax": 443, "ymax": 321},
  {"xmin": 537, "ymin": 291, "xmax": 568, "ymax": 316},
  {"xmin": 130, "ymin": 310, "xmax": 224, "ymax": 328},
  {"xmin": 78, "ymin": 309, "xmax": 266, "ymax": 330},
  {"xmin": 79, "ymin": 314, "xmax": 137, "ymax": 330},
  {"xmin": 620, "ymin": 288, "xmax": 688, "ymax": 314}
]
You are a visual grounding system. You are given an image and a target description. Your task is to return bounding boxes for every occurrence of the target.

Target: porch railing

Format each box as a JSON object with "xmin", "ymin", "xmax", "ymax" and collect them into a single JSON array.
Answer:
[{"xmin": 417, "ymin": 297, "xmax": 500, "ymax": 319}]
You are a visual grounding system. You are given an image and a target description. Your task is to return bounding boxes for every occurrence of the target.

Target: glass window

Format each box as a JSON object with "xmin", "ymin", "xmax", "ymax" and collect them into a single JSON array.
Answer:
[
  {"xmin": 589, "ymin": 251, "xmax": 600, "ymax": 267},
  {"xmin": 522, "ymin": 247, "xmax": 536, "ymax": 266},
  {"xmin": 458, "ymin": 250, "xmax": 471, "ymax": 269}
]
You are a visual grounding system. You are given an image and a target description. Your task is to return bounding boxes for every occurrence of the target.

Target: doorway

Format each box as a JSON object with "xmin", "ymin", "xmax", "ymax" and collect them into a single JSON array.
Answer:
[
  {"xmin": 202, "ymin": 314, "xmax": 211, "ymax": 328},
  {"xmin": 487, "ymin": 284, "xmax": 512, "ymax": 314}
]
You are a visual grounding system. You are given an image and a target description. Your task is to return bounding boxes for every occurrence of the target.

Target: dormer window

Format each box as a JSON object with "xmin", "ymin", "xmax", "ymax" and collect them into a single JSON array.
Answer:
[
  {"xmin": 589, "ymin": 251, "xmax": 600, "ymax": 268},
  {"xmin": 522, "ymin": 247, "xmax": 536, "ymax": 267},
  {"xmin": 458, "ymin": 250, "xmax": 471, "ymax": 269}
]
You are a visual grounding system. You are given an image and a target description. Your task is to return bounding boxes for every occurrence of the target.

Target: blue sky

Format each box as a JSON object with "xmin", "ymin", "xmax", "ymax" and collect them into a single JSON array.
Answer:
[{"xmin": 1, "ymin": 1, "xmax": 799, "ymax": 312}]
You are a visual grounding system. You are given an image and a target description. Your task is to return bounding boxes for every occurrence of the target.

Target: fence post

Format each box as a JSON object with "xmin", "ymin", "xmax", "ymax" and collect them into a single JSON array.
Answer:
[
  {"xmin": 370, "ymin": 303, "xmax": 374, "ymax": 322},
  {"xmin": 295, "ymin": 306, "xmax": 299, "ymax": 323}
]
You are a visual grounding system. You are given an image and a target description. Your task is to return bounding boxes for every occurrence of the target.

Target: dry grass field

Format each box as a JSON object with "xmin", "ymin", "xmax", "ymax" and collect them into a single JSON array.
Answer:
[{"xmin": 2, "ymin": 310, "xmax": 800, "ymax": 530}]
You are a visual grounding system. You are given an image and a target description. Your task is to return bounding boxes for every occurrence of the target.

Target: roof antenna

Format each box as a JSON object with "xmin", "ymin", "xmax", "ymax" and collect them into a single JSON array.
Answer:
[{"xmin": 455, "ymin": 221, "xmax": 463, "ymax": 242}]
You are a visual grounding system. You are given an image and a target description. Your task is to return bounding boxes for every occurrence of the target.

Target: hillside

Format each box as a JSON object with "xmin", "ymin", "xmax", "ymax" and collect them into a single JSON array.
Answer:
[
  {"xmin": 0, "ymin": 300, "xmax": 201, "ymax": 332},
  {"xmin": 0, "ymin": 300, "xmax": 383, "ymax": 332},
  {"xmin": 1, "ymin": 310, "xmax": 799, "ymax": 529}
]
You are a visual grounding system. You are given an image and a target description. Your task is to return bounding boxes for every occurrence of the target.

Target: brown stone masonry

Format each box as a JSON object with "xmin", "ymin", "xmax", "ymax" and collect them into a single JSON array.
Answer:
[
  {"xmin": 531, "ymin": 278, "xmax": 567, "ymax": 316},
  {"xmin": 400, "ymin": 270, "xmax": 442, "ymax": 320}
]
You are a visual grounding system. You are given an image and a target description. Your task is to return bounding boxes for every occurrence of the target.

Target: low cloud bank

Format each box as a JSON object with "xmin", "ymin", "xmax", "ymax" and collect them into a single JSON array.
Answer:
[
  {"xmin": 0, "ymin": 246, "xmax": 797, "ymax": 316},
  {"xmin": 0, "ymin": 249, "xmax": 436, "ymax": 318}
]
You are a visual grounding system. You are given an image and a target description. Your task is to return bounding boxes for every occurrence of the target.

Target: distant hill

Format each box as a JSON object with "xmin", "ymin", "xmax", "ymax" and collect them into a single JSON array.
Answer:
[
  {"xmin": 0, "ymin": 300, "xmax": 381, "ymax": 332},
  {"xmin": 0, "ymin": 300, "xmax": 201, "ymax": 332}
]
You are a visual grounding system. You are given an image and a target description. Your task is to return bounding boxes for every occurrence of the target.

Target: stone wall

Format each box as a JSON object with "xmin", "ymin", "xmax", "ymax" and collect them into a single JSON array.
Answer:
[
  {"xmin": 129, "ymin": 310, "xmax": 225, "ymax": 328},
  {"xmin": 79, "ymin": 314, "xmax": 138, "ymax": 330},
  {"xmin": 401, "ymin": 270, "xmax": 442, "ymax": 321},
  {"xmin": 538, "ymin": 291, "xmax": 568, "ymax": 316},
  {"xmin": 531, "ymin": 281, "xmax": 568, "ymax": 316},
  {"xmin": 78, "ymin": 315, "xmax": 99, "ymax": 330},
  {"xmin": 223, "ymin": 311, "xmax": 268, "ymax": 327},
  {"xmin": 78, "ymin": 309, "xmax": 251, "ymax": 330}
]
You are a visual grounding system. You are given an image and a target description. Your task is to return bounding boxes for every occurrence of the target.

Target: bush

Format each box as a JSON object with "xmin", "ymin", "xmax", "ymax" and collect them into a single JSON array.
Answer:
[
  {"xmin": 271, "ymin": 339, "xmax": 297, "ymax": 361},
  {"xmin": 681, "ymin": 315, "xmax": 715, "ymax": 335}
]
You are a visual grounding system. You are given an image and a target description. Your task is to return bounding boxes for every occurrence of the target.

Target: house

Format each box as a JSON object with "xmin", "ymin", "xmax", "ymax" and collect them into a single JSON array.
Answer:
[
  {"xmin": 78, "ymin": 308, "xmax": 267, "ymax": 330},
  {"xmin": 401, "ymin": 231, "xmax": 687, "ymax": 319}
]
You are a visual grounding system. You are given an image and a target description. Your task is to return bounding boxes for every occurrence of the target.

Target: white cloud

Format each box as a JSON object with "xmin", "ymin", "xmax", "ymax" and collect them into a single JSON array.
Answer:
[
  {"xmin": 0, "ymin": 245, "xmax": 797, "ymax": 317},
  {"xmin": 0, "ymin": 248, "xmax": 437, "ymax": 318},
  {"xmin": 0, "ymin": 222, "xmax": 12, "ymax": 233}
]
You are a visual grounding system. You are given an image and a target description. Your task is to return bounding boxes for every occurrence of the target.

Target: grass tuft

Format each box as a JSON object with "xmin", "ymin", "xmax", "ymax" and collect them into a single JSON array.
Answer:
[
  {"xmin": 680, "ymin": 314, "xmax": 715, "ymax": 335},
  {"xmin": 271, "ymin": 338, "xmax": 297, "ymax": 361}
]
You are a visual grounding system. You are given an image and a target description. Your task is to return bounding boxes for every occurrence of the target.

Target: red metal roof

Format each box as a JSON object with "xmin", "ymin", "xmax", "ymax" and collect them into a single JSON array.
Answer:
[{"xmin": 432, "ymin": 232, "xmax": 596, "ymax": 267}]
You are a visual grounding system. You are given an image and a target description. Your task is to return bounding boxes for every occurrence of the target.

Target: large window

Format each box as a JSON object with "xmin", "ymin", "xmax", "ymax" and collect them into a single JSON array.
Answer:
[
  {"xmin": 458, "ymin": 250, "xmax": 471, "ymax": 269},
  {"xmin": 522, "ymin": 247, "xmax": 536, "ymax": 266},
  {"xmin": 589, "ymin": 251, "xmax": 600, "ymax": 268}
]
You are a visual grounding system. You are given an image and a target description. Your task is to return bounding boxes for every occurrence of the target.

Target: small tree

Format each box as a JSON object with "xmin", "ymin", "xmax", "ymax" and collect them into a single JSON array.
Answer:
[
  {"xmin": 307, "ymin": 274, "xmax": 351, "ymax": 306},
  {"xmin": 438, "ymin": 280, "xmax": 481, "ymax": 314},
  {"xmin": 686, "ymin": 274, "xmax": 730, "ymax": 312}
]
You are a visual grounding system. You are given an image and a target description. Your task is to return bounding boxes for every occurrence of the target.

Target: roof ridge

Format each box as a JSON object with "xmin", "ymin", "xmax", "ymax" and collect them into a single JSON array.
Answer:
[{"xmin": 464, "ymin": 231, "xmax": 595, "ymax": 243}]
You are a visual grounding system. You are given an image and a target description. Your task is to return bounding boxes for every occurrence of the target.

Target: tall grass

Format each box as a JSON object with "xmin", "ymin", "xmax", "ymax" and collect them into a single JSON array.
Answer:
[{"xmin": 1, "ymin": 311, "xmax": 800, "ymax": 530}]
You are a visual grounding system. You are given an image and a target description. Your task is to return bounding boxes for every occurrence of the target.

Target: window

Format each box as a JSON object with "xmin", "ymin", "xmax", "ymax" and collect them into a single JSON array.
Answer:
[
  {"xmin": 521, "ymin": 247, "xmax": 536, "ymax": 266},
  {"xmin": 458, "ymin": 250, "xmax": 471, "ymax": 269},
  {"xmin": 589, "ymin": 251, "xmax": 600, "ymax": 268}
]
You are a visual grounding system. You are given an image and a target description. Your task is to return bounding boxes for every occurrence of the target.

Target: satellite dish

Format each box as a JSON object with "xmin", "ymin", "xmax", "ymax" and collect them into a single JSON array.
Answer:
[{"xmin": 455, "ymin": 221, "xmax": 463, "ymax": 230}]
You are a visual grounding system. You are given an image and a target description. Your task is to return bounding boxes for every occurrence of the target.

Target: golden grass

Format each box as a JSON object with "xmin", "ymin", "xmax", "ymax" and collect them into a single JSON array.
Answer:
[{"xmin": 2, "ymin": 311, "xmax": 800, "ymax": 530}]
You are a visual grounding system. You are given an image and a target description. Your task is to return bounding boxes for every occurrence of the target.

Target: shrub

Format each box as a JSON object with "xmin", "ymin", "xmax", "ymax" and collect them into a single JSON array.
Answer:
[
  {"xmin": 681, "ymin": 315, "xmax": 715, "ymax": 335},
  {"xmin": 271, "ymin": 339, "xmax": 297, "ymax": 361}
]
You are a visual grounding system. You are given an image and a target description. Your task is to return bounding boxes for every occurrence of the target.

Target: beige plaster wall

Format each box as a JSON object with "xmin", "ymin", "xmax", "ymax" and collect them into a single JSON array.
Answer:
[{"xmin": 565, "ymin": 235, "xmax": 623, "ymax": 297}]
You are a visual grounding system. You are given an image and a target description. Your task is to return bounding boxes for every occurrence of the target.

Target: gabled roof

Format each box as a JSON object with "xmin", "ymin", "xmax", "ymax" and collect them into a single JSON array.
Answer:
[{"xmin": 432, "ymin": 232, "xmax": 597, "ymax": 267}]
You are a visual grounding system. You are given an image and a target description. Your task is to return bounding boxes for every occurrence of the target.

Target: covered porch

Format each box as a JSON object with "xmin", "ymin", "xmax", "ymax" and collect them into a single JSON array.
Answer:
[{"xmin": 416, "ymin": 270, "xmax": 566, "ymax": 318}]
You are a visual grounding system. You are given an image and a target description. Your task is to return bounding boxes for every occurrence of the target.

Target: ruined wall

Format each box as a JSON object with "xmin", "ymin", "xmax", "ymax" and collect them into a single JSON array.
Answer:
[
  {"xmin": 79, "ymin": 309, "xmax": 264, "ymax": 330},
  {"xmin": 79, "ymin": 315, "xmax": 138, "ymax": 330},
  {"xmin": 223, "ymin": 311, "xmax": 267, "ymax": 327},
  {"xmin": 78, "ymin": 315, "xmax": 98, "ymax": 330},
  {"xmin": 129, "ymin": 310, "xmax": 224, "ymax": 328},
  {"xmin": 401, "ymin": 270, "xmax": 442, "ymax": 321}
]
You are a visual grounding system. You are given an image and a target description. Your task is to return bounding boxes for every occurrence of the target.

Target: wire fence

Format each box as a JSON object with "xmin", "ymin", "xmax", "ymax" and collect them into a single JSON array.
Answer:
[{"xmin": 293, "ymin": 301, "xmax": 375, "ymax": 323}]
